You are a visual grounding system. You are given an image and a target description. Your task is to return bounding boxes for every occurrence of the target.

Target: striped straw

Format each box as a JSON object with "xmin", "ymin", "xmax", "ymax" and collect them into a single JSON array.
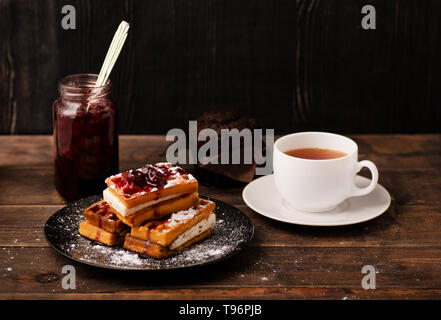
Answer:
[{"xmin": 95, "ymin": 20, "xmax": 130, "ymax": 87}]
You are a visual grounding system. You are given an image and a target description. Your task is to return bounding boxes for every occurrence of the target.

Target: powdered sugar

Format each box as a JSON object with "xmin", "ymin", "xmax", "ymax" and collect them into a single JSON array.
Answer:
[
  {"xmin": 166, "ymin": 207, "xmax": 198, "ymax": 227},
  {"xmin": 45, "ymin": 195, "xmax": 253, "ymax": 270},
  {"xmin": 109, "ymin": 249, "xmax": 145, "ymax": 266}
]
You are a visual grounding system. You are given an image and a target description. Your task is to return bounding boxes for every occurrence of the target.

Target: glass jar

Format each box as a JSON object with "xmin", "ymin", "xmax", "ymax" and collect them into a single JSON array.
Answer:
[{"xmin": 53, "ymin": 74, "xmax": 119, "ymax": 202}]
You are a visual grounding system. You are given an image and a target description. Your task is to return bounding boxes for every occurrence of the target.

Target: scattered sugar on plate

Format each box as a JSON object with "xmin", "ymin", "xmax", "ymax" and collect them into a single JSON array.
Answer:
[
  {"xmin": 45, "ymin": 195, "xmax": 253, "ymax": 270},
  {"xmin": 109, "ymin": 250, "xmax": 144, "ymax": 266}
]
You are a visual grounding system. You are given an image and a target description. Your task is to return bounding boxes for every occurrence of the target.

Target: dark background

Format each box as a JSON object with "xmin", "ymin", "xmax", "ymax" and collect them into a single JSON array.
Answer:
[{"xmin": 1, "ymin": 0, "xmax": 440, "ymax": 135}]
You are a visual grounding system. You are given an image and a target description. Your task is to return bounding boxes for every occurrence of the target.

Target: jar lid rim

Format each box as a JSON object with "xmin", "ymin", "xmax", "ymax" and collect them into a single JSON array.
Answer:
[{"xmin": 59, "ymin": 73, "xmax": 111, "ymax": 90}]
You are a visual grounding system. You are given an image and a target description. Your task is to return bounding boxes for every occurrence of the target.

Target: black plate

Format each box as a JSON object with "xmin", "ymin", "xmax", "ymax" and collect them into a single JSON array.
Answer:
[{"xmin": 44, "ymin": 195, "xmax": 254, "ymax": 270}]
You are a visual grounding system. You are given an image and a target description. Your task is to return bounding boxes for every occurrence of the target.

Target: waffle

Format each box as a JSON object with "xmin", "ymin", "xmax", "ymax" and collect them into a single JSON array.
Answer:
[
  {"xmin": 77, "ymin": 163, "xmax": 217, "ymax": 256},
  {"xmin": 78, "ymin": 200, "xmax": 129, "ymax": 246},
  {"xmin": 83, "ymin": 200, "xmax": 128, "ymax": 233},
  {"xmin": 123, "ymin": 199, "xmax": 216, "ymax": 258},
  {"xmin": 104, "ymin": 163, "xmax": 200, "ymax": 226},
  {"xmin": 78, "ymin": 221, "xmax": 127, "ymax": 246},
  {"xmin": 124, "ymin": 230, "xmax": 211, "ymax": 259},
  {"xmin": 104, "ymin": 163, "xmax": 198, "ymax": 209},
  {"xmin": 113, "ymin": 192, "xmax": 200, "ymax": 227}
]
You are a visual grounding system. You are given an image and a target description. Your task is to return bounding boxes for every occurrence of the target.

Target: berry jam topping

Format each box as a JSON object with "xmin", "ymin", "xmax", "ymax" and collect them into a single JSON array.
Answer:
[
  {"xmin": 121, "ymin": 184, "xmax": 138, "ymax": 196},
  {"xmin": 110, "ymin": 163, "xmax": 190, "ymax": 197},
  {"xmin": 147, "ymin": 215, "xmax": 169, "ymax": 230},
  {"xmin": 89, "ymin": 201, "xmax": 110, "ymax": 214},
  {"xmin": 87, "ymin": 201, "xmax": 118, "ymax": 220},
  {"xmin": 175, "ymin": 167, "xmax": 187, "ymax": 175},
  {"xmin": 89, "ymin": 205, "xmax": 101, "ymax": 213},
  {"xmin": 141, "ymin": 165, "xmax": 167, "ymax": 187},
  {"xmin": 126, "ymin": 169, "xmax": 146, "ymax": 187},
  {"xmin": 148, "ymin": 222, "xmax": 160, "ymax": 230},
  {"xmin": 106, "ymin": 211, "xmax": 118, "ymax": 221}
]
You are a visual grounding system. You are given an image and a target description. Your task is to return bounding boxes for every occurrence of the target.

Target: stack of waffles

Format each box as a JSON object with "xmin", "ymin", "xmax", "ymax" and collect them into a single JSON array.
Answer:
[
  {"xmin": 78, "ymin": 201, "xmax": 129, "ymax": 246},
  {"xmin": 78, "ymin": 163, "xmax": 216, "ymax": 258}
]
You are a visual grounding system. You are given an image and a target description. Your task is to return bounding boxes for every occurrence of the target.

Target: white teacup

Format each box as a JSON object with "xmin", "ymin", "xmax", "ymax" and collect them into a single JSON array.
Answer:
[{"xmin": 273, "ymin": 132, "xmax": 378, "ymax": 212}]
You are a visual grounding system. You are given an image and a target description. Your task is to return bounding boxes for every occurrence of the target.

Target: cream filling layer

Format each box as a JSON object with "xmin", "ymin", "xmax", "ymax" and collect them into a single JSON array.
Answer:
[
  {"xmin": 169, "ymin": 213, "xmax": 216, "ymax": 250},
  {"xmin": 103, "ymin": 188, "xmax": 182, "ymax": 217}
]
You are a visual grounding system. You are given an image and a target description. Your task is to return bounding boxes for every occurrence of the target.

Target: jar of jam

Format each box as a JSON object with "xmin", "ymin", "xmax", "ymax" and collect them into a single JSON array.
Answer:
[{"xmin": 53, "ymin": 74, "xmax": 119, "ymax": 202}]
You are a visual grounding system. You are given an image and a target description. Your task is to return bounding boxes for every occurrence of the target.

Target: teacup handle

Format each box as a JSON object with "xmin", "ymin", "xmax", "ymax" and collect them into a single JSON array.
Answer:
[{"xmin": 349, "ymin": 160, "xmax": 379, "ymax": 197}]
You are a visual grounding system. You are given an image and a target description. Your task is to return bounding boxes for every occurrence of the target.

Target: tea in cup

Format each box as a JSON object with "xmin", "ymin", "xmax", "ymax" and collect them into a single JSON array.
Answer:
[{"xmin": 273, "ymin": 132, "xmax": 378, "ymax": 212}]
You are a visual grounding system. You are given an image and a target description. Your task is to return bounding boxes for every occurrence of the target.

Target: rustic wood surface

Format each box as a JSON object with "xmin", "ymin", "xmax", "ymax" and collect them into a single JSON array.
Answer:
[
  {"xmin": 1, "ymin": 1, "xmax": 441, "ymax": 135},
  {"xmin": 0, "ymin": 134, "xmax": 441, "ymax": 300}
]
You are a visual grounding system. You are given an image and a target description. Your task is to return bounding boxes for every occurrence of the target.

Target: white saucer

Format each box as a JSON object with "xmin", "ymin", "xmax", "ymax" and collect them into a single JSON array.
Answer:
[{"xmin": 242, "ymin": 175, "xmax": 391, "ymax": 226}]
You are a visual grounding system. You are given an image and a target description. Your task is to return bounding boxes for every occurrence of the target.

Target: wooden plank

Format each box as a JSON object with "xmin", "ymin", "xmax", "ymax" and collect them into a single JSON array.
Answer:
[
  {"xmin": 0, "ymin": 205, "xmax": 61, "ymax": 247},
  {"xmin": 1, "ymin": 246, "xmax": 441, "ymax": 297},
  {"xmin": 353, "ymin": 135, "xmax": 441, "ymax": 155},
  {"xmin": 2, "ymin": 204, "xmax": 441, "ymax": 249},
  {"xmin": 0, "ymin": 0, "xmax": 61, "ymax": 134},
  {"xmin": 1, "ymin": 135, "xmax": 440, "ymax": 170},
  {"xmin": 0, "ymin": 167, "xmax": 64, "ymax": 205},
  {"xmin": 0, "ymin": 1, "xmax": 298, "ymax": 134},
  {"xmin": 0, "ymin": 134, "xmax": 440, "ymax": 300},
  {"xmin": 118, "ymin": 135, "xmax": 172, "ymax": 170},
  {"xmin": 2, "ymin": 288, "xmax": 441, "ymax": 300},
  {"xmin": 240, "ymin": 204, "xmax": 441, "ymax": 248},
  {"xmin": 0, "ymin": 165, "xmax": 439, "ymax": 206},
  {"xmin": 2, "ymin": 2, "xmax": 441, "ymax": 134},
  {"xmin": 0, "ymin": 135, "xmax": 167, "ymax": 167},
  {"xmin": 0, "ymin": 135, "xmax": 53, "ymax": 167},
  {"xmin": 294, "ymin": 0, "xmax": 441, "ymax": 134},
  {"xmin": 0, "ymin": 0, "xmax": 14, "ymax": 133},
  {"xmin": 353, "ymin": 134, "xmax": 441, "ymax": 171},
  {"xmin": 0, "ymin": 166, "xmax": 247, "ymax": 205}
]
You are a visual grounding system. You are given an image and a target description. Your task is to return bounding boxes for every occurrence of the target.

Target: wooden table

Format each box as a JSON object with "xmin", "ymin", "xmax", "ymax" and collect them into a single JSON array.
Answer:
[{"xmin": 1, "ymin": 134, "xmax": 441, "ymax": 300}]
